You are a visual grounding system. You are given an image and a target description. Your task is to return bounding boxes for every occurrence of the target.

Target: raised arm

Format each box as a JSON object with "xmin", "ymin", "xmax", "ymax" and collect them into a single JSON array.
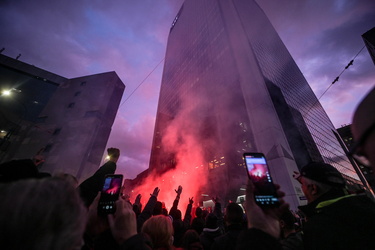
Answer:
[
  {"xmin": 78, "ymin": 148, "xmax": 120, "ymax": 207},
  {"xmin": 137, "ymin": 187, "xmax": 160, "ymax": 232},
  {"xmin": 170, "ymin": 185, "xmax": 183, "ymax": 215},
  {"xmin": 236, "ymin": 180, "xmax": 289, "ymax": 250},
  {"xmin": 183, "ymin": 197, "xmax": 194, "ymax": 228}
]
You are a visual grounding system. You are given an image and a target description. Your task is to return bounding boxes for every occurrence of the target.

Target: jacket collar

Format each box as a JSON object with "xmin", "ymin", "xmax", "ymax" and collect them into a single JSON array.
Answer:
[{"xmin": 298, "ymin": 188, "xmax": 348, "ymax": 217}]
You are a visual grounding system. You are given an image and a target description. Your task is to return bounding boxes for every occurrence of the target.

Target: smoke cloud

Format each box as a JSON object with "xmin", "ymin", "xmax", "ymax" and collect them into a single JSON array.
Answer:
[{"xmin": 124, "ymin": 93, "xmax": 210, "ymax": 211}]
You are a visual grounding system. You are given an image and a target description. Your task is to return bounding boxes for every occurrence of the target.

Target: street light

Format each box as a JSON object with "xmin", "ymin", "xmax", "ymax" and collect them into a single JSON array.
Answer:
[
  {"xmin": 1, "ymin": 88, "xmax": 22, "ymax": 96},
  {"xmin": 1, "ymin": 90, "xmax": 11, "ymax": 96}
]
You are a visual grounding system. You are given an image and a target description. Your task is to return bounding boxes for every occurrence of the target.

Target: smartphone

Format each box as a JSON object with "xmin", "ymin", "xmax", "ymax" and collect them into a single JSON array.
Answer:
[
  {"xmin": 243, "ymin": 152, "xmax": 279, "ymax": 207},
  {"xmin": 98, "ymin": 174, "xmax": 123, "ymax": 215}
]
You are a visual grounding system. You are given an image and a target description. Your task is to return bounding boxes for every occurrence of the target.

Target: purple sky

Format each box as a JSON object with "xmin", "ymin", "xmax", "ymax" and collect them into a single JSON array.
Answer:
[{"xmin": 1, "ymin": 0, "xmax": 374, "ymax": 180}]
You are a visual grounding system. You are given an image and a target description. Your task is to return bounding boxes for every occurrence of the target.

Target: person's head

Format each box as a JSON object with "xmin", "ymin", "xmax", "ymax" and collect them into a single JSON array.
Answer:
[
  {"xmin": 351, "ymin": 86, "xmax": 375, "ymax": 170},
  {"xmin": 141, "ymin": 215, "xmax": 174, "ymax": 249},
  {"xmin": 204, "ymin": 213, "xmax": 218, "ymax": 229},
  {"xmin": 0, "ymin": 177, "xmax": 87, "ymax": 250},
  {"xmin": 153, "ymin": 201, "xmax": 163, "ymax": 215},
  {"xmin": 296, "ymin": 162, "xmax": 346, "ymax": 203},
  {"xmin": 170, "ymin": 208, "xmax": 182, "ymax": 221},
  {"xmin": 195, "ymin": 207, "xmax": 203, "ymax": 218},
  {"xmin": 107, "ymin": 147, "xmax": 120, "ymax": 162},
  {"xmin": 279, "ymin": 210, "xmax": 296, "ymax": 238},
  {"xmin": 181, "ymin": 229, "xmax": 203, "ymax": 250},
  {"xmin": 224, "ymin": 202, "xmax": 244, "ymax": 226}
]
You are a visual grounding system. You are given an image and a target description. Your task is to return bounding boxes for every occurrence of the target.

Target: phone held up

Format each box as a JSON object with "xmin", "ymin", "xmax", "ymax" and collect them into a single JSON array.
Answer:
[
  {"xmin": 243, "ymin": 152, "xmax": 280, "ymax": 207},
  {"xmin": 98, "ymin": 174, "xmax": 123, "ymax": 215}
]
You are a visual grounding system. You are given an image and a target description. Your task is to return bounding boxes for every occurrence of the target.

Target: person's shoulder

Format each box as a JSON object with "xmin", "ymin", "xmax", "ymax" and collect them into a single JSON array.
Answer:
[
  {"xmin": 281, "ymin": 231, "xmax": 304, "ymax": 250},
  {"xmin": 236, "ymin": 228, "xmax": 282, "ymax": 250},
  {"xmin": 336, "ymin": 194, "xmax": 375, "ymax": 211}
]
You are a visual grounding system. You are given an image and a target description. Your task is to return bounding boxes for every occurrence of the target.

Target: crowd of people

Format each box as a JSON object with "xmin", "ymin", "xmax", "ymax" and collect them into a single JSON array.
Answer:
[{"xmin": 0, "ymin": 87, "xmax": 374, "ymax": 250}]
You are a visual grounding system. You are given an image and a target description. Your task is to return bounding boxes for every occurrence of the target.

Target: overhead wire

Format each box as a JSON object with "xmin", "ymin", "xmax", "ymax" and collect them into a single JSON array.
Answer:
[
  {"xmin": 317, "ymin": 45, "xmax": 366, "ymax": 100},
  {"xmin": 303, "ymin": 45, "xmax": 366, "ymax": 118},
  {"xmin": 119, "ymin": 57, "xmax": 165, "ymax": 107}
]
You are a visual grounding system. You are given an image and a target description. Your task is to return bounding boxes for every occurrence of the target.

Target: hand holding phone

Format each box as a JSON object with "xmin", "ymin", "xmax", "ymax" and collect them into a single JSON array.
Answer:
[
  {"xmin": 98, "ymin": 174, "xmax": 123, "ymax": 215},
  {"xmin": 243, "ymin": 153, "xmax": 279, "ymax": 207}
]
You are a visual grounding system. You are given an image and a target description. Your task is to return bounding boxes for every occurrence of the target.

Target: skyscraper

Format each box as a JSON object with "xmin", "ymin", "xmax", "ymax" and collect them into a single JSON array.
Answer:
[
  {"xmin": 362, "ymin": 27, "xmax": 375, "ymax": 66},
  {"xmin": 148, "ymin": 0, "xmax": 361, "ymax": 208}
]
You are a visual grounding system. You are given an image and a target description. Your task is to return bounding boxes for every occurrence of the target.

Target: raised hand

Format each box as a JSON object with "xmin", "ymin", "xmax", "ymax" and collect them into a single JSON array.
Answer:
[
  {"xmin": 175, "ymin": 185, "xmax": 183, "ymax": 196},
  {"xmin": 108, "ymin": 199, "xmax": 137, "ymax": 245},
  {"xmin": 86, "ymin": 192, "xmax": 109, "ymax": 237},
  {"xmin": 244, "ymin": 179, "xmax": 289, "ymax": 238},
  {"xmin": 151, "ymin": 187, "xmax": 160, "ymax": 197},
  {"xmin": 134, "ymin": 194, "xmax": 142, "ymax": 205},
  {"xmin": 189, "ymin": 197, "xmax": 194, "ymax": 205}
]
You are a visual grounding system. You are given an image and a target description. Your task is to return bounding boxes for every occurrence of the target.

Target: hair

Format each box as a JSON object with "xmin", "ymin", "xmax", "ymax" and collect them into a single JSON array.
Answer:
[
  {"xmin": 280, "ymin": 210, "xmax": 296, "ymax": 230},
  {"xmin": 181, "ymin": 229, "xmax": 203, "ymax": 250},
  {"xmin": 170, "ymin": 208, "xmax": 182, "ymax": 221},
  {"xmin": 54, "ymin": 172, "xmax": 79, "ymax": 188},
  {"xmin": 153, "ymin": 201, "xmax": 163, "ymax": 215},
  {"xmin": 195, "ymin": 207, "xmax": 203, "ymax": 217},
  {"xmin": 0, "ymin": 177, "xmax": 87, "ymax": 250},
  {"xmin": 224, "ymin": 202, "xmax": 244, "ymax": 225},
  {"xmin": 205, "ymin": 213, "xmax": 218, "ymax": 229},
  {"xmin": 142, "ymin": 215, "xmax": 174, "ymax": 249},
  {"xmin": 303, "ymin": 177, "xmax": 333, "ymax": 195}
]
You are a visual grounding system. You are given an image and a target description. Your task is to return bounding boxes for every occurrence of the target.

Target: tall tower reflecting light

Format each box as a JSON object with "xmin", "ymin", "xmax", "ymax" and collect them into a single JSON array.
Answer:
[{"xmin": 149, "ymin": 0, "xmax": 360, "ymax": 208}]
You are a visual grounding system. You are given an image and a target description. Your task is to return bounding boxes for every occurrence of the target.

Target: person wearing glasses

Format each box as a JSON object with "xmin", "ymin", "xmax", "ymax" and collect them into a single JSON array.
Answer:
[
  {"xmin": 294, "ymin": 162, "xmax": 375, "ymax": 249},
  {"xmin": 351, "ymin": 86, "xmax": 375, "ymax": 170}
]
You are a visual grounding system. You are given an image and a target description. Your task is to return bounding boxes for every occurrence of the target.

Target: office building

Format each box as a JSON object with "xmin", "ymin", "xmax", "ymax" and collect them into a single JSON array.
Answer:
[
  {"xmin": 143, "ymin": 0, "xmax": 364, "ymax": 209},
  {"xmin": 362, "ymin": 27, "xmax": 375, "ymax": 66},
  {"xmin": 0, "ymin": 54, "xmax": 124, "ymax": 181}
]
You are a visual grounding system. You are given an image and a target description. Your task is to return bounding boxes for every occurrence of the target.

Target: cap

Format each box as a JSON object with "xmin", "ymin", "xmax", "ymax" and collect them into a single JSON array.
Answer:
[{"xmin": 300, "ymin": 162, "xmax": 346, "ymax": 188}]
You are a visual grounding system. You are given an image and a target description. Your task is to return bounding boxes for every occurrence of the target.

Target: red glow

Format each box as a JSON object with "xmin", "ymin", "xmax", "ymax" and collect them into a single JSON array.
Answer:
[
  {"xmin": 249, "ymin": 164, "xmax": 267, "ymax": 182},
  {"xmin": 126, "ymin": 95, "xmax": 212, "ymax": 212},
  {"xmin": 128, "ymin": 157, "xmax": 207, "ymax": 212}
]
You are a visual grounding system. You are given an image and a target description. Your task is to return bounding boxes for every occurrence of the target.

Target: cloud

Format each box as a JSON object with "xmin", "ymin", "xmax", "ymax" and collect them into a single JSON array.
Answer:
[{"xmin": 106, "ymin": 113, "xmax": 156, "ymax": 179}]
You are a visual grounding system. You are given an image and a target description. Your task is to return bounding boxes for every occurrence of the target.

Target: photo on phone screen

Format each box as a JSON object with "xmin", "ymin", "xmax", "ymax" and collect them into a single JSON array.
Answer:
[
  {"xmin": 243, "ymin": 153, "xmax": 279, "ymax": 206},
  {"xmin": 98, "ymin": 174, "xmax": 123, "ymax": 215}
]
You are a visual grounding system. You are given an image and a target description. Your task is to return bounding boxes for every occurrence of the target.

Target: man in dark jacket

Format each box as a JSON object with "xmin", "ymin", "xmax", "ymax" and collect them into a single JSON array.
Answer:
[
  {"xmin": 211, "ymin": 202, "xmax": 246, "ymax": 250},
  {"xmin": 200, "ymin": 213, "xmax": 222, "ymax": 250},
  {"xmin": 279, "ymin": 210, "xmax": 303, "ymax": 250},
  {"xmin": 237, "ymin": 161, "xmax": 375, "ymax": 250},
  {"xmin": 295, "ymin": 162, "xmax": 375, "ymax": 249}
]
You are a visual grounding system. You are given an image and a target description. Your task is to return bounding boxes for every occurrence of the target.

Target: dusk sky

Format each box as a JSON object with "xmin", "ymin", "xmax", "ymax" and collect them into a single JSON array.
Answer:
[{"xmin": 1, "ymin": 0, "xmax": 374, "ymax": 180}]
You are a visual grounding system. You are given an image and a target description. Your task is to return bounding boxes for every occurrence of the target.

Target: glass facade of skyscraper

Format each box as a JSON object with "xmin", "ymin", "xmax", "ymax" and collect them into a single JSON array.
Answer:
[{"xmin": 149, "ymin": 0, "xmax": 360, "ymax": 208}]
